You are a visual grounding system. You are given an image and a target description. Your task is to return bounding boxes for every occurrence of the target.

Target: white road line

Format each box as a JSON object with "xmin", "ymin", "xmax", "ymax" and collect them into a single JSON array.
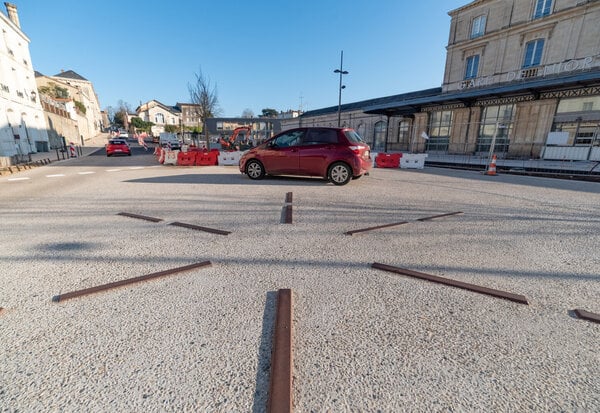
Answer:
[
  {"xmin": 106, "ymin": 169, "xmax": 121, "ymax": 172},
  {"xmin": 78, "ymin": 171, "xmax": 95, "ymax": 175},
  {"xmin": 128, "ymin": 167, "xmax": 144, "ymax": 170},
  {"xmin": 46, "ymin": 174, "xmax": 65, "ymax": 178},
  {"xmin": 7, "ymin": 177, "xmax": 31, "ymax": 181}
]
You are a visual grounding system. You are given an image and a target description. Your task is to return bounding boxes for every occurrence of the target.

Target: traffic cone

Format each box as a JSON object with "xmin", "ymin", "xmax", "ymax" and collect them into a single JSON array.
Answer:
[{"xmin": 486, "ymin": 154, "xmax": 497, "ymax": 176}]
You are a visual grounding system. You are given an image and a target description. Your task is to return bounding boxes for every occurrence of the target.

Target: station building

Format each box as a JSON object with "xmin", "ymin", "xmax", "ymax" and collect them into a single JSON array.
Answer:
[{"xmin": 284, "ymin": 0, "xmax": 600, "ymax": 162}]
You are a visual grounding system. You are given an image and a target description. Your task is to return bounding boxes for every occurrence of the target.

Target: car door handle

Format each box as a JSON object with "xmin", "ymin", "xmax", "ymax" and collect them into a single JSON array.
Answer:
[{"xmin": 290, "ymin": 149, "xmax": 298, "ymax": 152}]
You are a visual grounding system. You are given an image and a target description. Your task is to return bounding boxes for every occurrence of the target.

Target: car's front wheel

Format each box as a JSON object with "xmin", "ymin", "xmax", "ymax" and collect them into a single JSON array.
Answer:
[
  {"xmin": 245, "ymin": 160, "xmax": 265, "ymax": 180},
  {"xmin": 328, "ymin": 162, "xmax": 352, "ymax": 185}
]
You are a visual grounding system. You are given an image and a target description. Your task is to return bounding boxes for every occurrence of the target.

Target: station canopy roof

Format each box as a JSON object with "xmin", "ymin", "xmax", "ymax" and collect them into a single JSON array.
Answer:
[{"xmin": 363, "ymin": 69, "xmax": 600, "ymax": 117}]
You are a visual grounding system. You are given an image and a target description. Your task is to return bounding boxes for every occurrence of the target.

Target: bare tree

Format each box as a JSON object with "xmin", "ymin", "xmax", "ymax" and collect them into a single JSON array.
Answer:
[{"xmin": 188, "ymin": 68, "xmax": 221, "ymax": 147}]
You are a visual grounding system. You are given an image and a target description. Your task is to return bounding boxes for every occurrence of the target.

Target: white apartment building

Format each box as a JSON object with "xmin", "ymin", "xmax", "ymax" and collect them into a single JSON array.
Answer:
[
  {"xmin": 0, "ymin": 2, "xmax": 49, "ymax": 164},
  {"xmin": 135, "ymin": 100, "xmax": 182, "ymax": 136}
]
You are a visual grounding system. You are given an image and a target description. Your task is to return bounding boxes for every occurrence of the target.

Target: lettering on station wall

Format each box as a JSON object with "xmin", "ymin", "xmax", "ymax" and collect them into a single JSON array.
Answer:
[{"xmin": 458, "ymin": 55, "xmax": 599, "ymax": 90}]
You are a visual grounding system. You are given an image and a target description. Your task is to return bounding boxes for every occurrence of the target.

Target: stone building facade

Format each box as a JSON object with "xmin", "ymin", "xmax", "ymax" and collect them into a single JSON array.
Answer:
[
  {"xmin": 44, "ymin": 70, "xmax": 103, "ymax": 141},
  {"xmin": 287, "ymin": 0, "xmax": 600, "ymax": 161}
]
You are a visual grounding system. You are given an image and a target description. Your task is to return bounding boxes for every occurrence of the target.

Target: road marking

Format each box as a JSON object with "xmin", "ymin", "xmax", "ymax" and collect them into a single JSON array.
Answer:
[
  {"xmin": 106, "ymin": 169, "xmax": 121, "ymax": 172},
  {"xmin": 128, "ymin": 166, "xmax": 144, "ymax": 170},
  {"xmin": 46, "ymin": 174, "xmax": 65, "ymax": 178},
  {"xmin": 78, "ymin": 171, "xmax": 95, "ymax": 175},
  {"xmin": 7, "ymin": 177, "xmax": 31, "ymax": 181}
]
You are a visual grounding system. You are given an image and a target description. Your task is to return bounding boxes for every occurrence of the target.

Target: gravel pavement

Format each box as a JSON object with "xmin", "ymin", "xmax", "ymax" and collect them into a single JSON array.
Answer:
[{"xmin": 1, "ymin": 158, "xmax": 599, "ymax": 412}]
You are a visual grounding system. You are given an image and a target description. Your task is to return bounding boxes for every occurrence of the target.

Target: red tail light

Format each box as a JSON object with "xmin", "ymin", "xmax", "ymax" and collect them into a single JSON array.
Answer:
[{"xmin": 348, "ymin": 144, "xmax": 367, "ymax": 154}]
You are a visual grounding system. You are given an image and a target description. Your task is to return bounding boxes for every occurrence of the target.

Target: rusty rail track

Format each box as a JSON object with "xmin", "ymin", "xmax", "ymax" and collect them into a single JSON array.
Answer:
[
  {"xmin": 282, "ymin": 192, "xmax": 293, "ymax": 224},
  {"xmin": 573, "ymin": 308, "xmax": 600, "ymax": 324},
  {"xmin": 372, "ymin": 262, "xmax": 528, "ymax": 304},
  {"xmin": 416, "ymin": 211, "xmax": 463, "ymax": 221},
  {"xmin": 345, "ymin": 211, "xmax": 462, "ymax": 235},
  {"xmin": 52, "ymin": 261, "xmax": 212, "ymax": 302},
  {"xmin": 117, "ymin": 212, "xmax": 163, "ymax": 223},
  {"xmin": 268, "ymin": 288, "xmax": 293, "ymax": 413},
  {"xmin": 169, "ymin": 221, "xmax": 231, "ymax": 235},
  {"xmin": 345, "ymin": 221, "xmax": 409, "ymax": 236}
]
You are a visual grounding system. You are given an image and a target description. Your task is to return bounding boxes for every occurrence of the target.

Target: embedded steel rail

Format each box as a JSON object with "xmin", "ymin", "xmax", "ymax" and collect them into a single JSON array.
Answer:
[
  {"xmin": 169, "ymin": 221, "xmax": 231, "ymax": 236},
  {"xmin": 416, "ymin": 211, "xmax": 463, "ymax": 221},
  {"xmin": 268, "ymin": 288, "xmax": 293, "ymax": 413},
  {"xmin": 372, "ymin": 262, "xmax": 528, "ymax": 304},
  {"xmin": 283, "ymin": 192, "xmax": 293, "ymax": 224},
  {"xmin": 52, "ymin": 261, "xmax": 212, "ymax": 302},
  {"xmin": 345, "ymin": 221, "xmax": 409, "ymax": 236},
  {"xmin": 345, "ymin": 211, "xmax": 463, "ymax": 235},
  {"xmin": 117, "ymin": 212, "xmax": 163, "ymax": 223},
  {"xmin": 573, "ymin": 308, "xmax": 600, "ymax": 324}
]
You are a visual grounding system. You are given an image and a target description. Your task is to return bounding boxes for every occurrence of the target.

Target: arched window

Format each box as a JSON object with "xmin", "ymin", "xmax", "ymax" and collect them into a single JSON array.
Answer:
[{"xmin": 155, "ymin": 113, "xmax": 165, "ymax": 124}]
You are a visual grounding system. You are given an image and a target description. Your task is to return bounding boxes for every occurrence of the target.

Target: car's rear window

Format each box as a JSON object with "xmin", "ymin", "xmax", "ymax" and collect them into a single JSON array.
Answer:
[
  {"xmin": 109, "ymin": 139, "xmax": 126, "ymax": 145},
  {"xmin": 344, "ymin": 130, "xmax": 366, "ymax": 143}
]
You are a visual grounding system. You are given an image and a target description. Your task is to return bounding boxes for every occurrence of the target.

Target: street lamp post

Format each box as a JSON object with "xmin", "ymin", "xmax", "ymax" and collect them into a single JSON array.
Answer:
[{"xmin": 334, "ymin": 50, "xmax": 348, "ymax": 127}]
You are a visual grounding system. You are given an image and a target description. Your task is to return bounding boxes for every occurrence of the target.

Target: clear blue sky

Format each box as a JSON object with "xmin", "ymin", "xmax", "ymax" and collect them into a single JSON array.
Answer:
[{"xmin": 19, "ymin": 0, "xmax": 467, "ymax": 117}]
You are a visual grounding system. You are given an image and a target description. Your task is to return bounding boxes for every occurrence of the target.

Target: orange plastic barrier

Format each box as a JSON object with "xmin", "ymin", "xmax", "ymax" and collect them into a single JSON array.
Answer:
[
  {"xmin": 177, "ymin": 151, "xmax": 196, "ymax": 166},
  {"xmin": 195, "ymin": 150, "xmax": 219, "ymax": 166},
  {"xmin": 375, "ymin": 153, "xmax": 402, "ymax": 168}
]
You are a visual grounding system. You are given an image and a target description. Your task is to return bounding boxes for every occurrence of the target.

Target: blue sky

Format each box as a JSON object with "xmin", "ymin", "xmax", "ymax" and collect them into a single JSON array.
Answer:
[{"xmin": 19, "ymin": 0, "xmax": 467, "ymax": 117}]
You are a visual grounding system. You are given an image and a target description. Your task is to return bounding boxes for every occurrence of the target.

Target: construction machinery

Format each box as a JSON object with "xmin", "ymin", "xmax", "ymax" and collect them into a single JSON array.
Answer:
[{"xmin": 220, "ymin": 126, "xmax": 253, "ymax": 151}]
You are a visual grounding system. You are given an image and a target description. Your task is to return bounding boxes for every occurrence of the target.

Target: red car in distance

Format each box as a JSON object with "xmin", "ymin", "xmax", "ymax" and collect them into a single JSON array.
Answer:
[
  {"xmin": 106, "ymin": 139, "xmax": 131, "ymax": 157},
  {"xmin": 239, "ymin": 127, "xmax": 371, "ymax": 185}
]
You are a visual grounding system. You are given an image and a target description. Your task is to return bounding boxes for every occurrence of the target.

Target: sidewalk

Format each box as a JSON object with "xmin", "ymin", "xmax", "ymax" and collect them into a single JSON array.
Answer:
[
  {"xmin": 29, "ymin": 133, "xmax": 109, "ymax": 164},
  {"xmin": 425, "ymin": 153, "xmax": 600, "ymax": 179}
]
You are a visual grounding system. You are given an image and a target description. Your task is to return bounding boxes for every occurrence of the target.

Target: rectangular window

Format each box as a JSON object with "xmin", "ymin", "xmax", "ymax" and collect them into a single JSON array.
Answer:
[
  {"xmin": 465, "ymin": 55, "xmax": 480, "ymax": 79},
  {"xmin": 476, "ymin": 104, "xmax": 515, "ymax": 154},
  {"xmin": 396, "ymin": 120, "xmax": 410, "ymax": 144},
  {"xmin": 523, "ymin": 39, "xmax": 544, "ymax": 68},
  {"xmin": 471, "ymin": 15, "xmax": 486, "ymax": 38},
  {"xmin": 429, "ymin": 111, "xmax": 453, "ymax": 138},
  {"xmin": 533, "ymin": 0, "xmax": 552, "ymax": 19}
]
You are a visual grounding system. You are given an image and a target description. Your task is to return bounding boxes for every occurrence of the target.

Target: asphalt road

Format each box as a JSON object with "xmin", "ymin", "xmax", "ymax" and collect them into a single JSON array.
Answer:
[{"xmin": 1, "ymin": 150, "xmax": 599, "ymax": 412}]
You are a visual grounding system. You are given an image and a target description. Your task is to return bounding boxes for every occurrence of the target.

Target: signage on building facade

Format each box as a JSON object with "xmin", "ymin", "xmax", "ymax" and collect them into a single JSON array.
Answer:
[{"xmin": 458, "ymin": 55, "xmax": 600, "ymax": 90}]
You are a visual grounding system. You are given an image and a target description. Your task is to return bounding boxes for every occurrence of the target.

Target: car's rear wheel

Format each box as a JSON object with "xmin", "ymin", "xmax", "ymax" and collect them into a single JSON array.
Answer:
[
  {"xmin": 328, "ymin": 162, "xmax": 352, "ymax": 185},
  {"xmin": 245, "ymin": 160, "xmax": 265, "ymax": 180}
]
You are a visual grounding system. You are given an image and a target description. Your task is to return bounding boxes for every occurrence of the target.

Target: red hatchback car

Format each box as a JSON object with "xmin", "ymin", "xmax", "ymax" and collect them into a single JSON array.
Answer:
[
  {"xmin": 239, "ymin": 127, "xmax": 371, "ymax": 185},
  {"xmin": 106, "ymin": 139, "xmax": 131, "ymax": 157}
]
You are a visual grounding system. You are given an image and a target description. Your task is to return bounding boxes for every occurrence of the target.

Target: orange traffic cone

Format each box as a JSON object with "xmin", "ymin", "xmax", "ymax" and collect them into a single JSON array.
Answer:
[{"xmin": 486, "ymin": 154, "xmax": 497, "ymax": 176}]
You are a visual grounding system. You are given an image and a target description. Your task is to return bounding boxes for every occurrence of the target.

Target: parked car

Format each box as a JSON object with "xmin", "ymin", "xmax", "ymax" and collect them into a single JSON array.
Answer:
[
  {"xmin": 239, "ymin": 127, "xmax": 371, "ymax": 185},
  {"xmin": 106, "ymin": 139, "xmax": 131, "ymax": 156}
]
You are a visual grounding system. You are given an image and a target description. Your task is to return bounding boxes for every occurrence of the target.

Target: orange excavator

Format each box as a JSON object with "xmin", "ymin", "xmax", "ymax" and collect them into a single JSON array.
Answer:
[{"xmin": 220, "ymin": 126, "xmax": 253, "ymax": 151}]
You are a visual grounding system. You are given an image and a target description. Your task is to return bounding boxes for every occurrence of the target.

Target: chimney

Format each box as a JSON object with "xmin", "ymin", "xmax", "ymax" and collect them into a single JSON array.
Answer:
[{"xmin": 4, "ymin": 3, "xmax": 20, "ymax": 28}]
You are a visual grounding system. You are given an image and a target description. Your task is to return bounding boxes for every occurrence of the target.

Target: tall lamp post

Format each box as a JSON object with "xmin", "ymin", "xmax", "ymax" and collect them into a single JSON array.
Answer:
[{"xmin": 334, "ymin": 50, "xmax": 348, "ymax": 127}]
